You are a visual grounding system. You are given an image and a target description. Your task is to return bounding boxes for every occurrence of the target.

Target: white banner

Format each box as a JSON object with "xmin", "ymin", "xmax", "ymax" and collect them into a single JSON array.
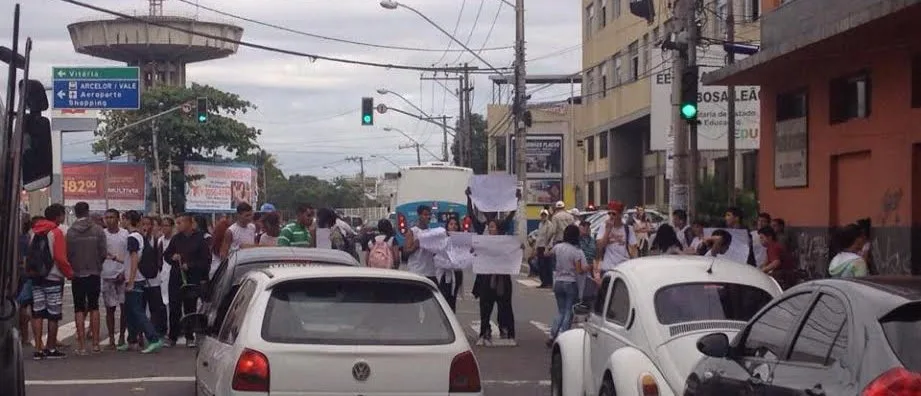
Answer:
[
  {"xmin": 649, "ymin": 46, "xmax": 761, "ymax": 151},
  {"xmin": 471, "ymin": 235, "xmax": 523, "ymax": 275},
  {"xmin": 703, "ymin": 228, "xmax": 752, "ymax": 265},
  {"xmin": 184, "ymin": 162, "xmax": 258, "ymax": 212},
  {"xmin": 440, "ymin": 233, "xmax": 475, "ymax": 270},
  {"xmin": 468, "ymin": 174, "xmax": 518, "ymax": 212}
]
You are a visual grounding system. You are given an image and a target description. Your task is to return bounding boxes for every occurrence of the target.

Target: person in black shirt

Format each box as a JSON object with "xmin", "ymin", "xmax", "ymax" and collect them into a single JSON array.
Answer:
[{"xmin": 162, "ymin": 213, "xmax": 211, "ymax": 347}]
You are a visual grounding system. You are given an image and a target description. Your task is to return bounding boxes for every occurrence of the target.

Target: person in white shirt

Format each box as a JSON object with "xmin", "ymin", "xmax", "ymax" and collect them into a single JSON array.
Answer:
[
  {"xmin": 102, "ymin": 209, "xmax": 129, "ymax": 349},
  {"xmin": 596, "ymin": 201, "xmax": 638, "ymax": 276},
  {"xmin": 402, "ymin": 205, "xmax": 437, "ymax": 282},
  {"xmin": 221, "ymin": 202, "xmax": 256, "ymax": 260}
]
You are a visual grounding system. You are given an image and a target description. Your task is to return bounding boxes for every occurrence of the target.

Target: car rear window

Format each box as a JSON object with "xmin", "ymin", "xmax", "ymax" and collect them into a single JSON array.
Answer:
[
  {"xmin": 654, "ymin": 282, "xmax": 774, "ymax": 325},
  {"xmin": 261, "ymin": 278, "xmax": 455, "ymax": 345},
  {"xmin": 880, "ymin": 302, "xmax": 921, "ymax": 371}
]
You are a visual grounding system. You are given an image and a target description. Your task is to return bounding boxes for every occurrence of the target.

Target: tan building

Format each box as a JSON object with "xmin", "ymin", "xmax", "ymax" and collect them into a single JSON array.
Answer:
[{"xmin": 577, "ymin": 0, "xmax": 763, "ymax": 210}]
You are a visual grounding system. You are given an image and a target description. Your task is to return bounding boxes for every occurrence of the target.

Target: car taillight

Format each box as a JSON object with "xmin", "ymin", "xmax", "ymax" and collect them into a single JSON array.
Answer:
[
  {"xmin": 639, "ymin": 373, "xmax": 659, "ymax": 396},
  {"xmin": 462, "ymin": 215, "xmax": 472, "ymax": 231},
  {"xmin": 863, "ymin": 367, "xmax": 921, "ymax": 395},
  {"xmin": 232, "ymin": 348, "xmax": 270, "ymax": 392},
  {"xmin": 397, "ymin": 213, "xmax": 407, "ymax": 234},
  {"xmin": 449, "ymin": 351, "xmax": 481, "ymax": 393}
]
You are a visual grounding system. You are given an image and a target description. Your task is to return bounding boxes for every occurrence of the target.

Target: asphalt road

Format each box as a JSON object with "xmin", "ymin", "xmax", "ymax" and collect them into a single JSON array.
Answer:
[{"xmin": 22, "ymin": 268, "xmax": 558, "ymax": 396}]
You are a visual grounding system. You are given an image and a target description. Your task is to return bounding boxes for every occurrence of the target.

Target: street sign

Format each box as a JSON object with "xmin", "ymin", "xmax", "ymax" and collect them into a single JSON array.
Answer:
[
  {"xmin": 181, "ymin": 103, "xmax": 192, "ymax": 113},
  {"xmin": 376, "ymin": 103, "xmax": 388, "ymax": 114},
  {"xmin": 52, "ymin": 66, "xmax": 141, "ymax": 110}
]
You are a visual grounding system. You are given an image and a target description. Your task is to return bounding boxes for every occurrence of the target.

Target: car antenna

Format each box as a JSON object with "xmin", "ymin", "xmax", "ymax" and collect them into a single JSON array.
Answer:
[{"xmin": 706, "ymin": 255, "xmax": 717, "ymax": 274}]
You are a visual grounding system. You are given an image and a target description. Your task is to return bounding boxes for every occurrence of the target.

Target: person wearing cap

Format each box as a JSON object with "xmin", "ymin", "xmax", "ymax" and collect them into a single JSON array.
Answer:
[
  {"xmin": 533, "ymin": 209, "xmax": 554, "ymax": 287},
  {"xmin": 547, "ymin": 201, "xmax": 576, "ymax": 246},
  {"xmin": 596, "ymin": 201, "xmax": 638, "ymax": 277}
]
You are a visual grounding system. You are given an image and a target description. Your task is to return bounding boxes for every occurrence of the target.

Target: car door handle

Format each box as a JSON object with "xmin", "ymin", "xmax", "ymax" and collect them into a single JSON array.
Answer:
[{"xmin": 805, "ymin": 384, "xmax": 826, "ymax": 396}]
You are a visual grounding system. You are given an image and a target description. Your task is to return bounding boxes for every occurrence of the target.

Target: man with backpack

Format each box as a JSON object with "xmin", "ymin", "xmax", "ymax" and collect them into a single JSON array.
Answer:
[
  {"xmin": 65, "ymin": 201, "xmax": 107, "ymax": 355},
  {"xmin": 139, "ymin": 216, "xmax": 168, "ymax": 341},
  {"xmin": 27, "ymin": 204, "xmax": 74, "ymax": 360},
  {"xmin": 118, "ymin": 211, "xmax": 163, "ymax": 354}
]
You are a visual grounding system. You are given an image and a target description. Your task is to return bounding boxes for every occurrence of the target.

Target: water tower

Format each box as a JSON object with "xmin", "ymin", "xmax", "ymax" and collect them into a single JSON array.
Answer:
[{"xmin": 66, "ymin": 0, "xmax": 244, "ymax": 90}]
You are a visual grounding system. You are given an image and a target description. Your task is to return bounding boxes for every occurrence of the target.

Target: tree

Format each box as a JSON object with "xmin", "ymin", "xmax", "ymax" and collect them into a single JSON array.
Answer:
[
  {"xmin": 695, "ymin": 175, "xmax": 760, "ymax": 227},
  {"xmin": 450, "ymin": 113, "xmax": 489, "ymax": 174},
  {"xmin": 93, "ymin": 84, "xmax": 261, "ymax": 212}
]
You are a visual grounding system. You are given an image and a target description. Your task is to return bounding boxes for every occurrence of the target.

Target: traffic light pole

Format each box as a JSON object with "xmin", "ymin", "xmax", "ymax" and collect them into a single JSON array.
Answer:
[
  {"xmin": 726, "ymin": 0, "xmax": 737, "ymax": 205},
  {"xmin": 686, "ymin": 0, "xmax": 700, "ymax": 220},
  {"xmin": 513, "ymin": 0, "xmax": 528, "ymax": 240}
]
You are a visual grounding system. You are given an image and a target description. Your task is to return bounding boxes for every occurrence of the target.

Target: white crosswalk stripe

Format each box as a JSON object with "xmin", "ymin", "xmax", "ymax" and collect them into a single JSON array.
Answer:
[
  {"xmin": 515, "ymin": 278, "xmax": 542, "ymax": 288},
  {"xmin": 529, "ymin": 320, "xmax": 552, "ymax": 337}
]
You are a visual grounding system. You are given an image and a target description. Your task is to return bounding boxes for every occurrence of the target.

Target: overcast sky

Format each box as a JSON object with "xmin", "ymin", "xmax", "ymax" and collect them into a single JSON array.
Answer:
[{"xmin": 0, "ymin": 0, "xmax": 580, "ymax": 178}]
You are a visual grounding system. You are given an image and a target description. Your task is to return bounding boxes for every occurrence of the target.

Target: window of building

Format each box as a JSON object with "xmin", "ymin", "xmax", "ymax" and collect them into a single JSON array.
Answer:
[
  {"xmin": 600, "ymin": 0, "xmax": 607, "ymax": 27},
  {"xmin": 652, "ymin": 27, "xmax": 660, "ymax": 46},
  {"xmin": 613, "ymin": 0, "xmax": 621, "ymax": 19},
  {"xmin": 584, "ymin": 68, "xmax": 595, "ymax": 104},
  {"xmin": 912, "ymin": 55, "xmax": 921, "ymax": 108},
  {"xmin": 600, "ymin": 178, "xmax": 609, "ymax": 204},
  {"xmin": 587, "ymin": 181, "xmax": 596, "ymax": 205},
  {"xmin": 776, "ymin": 90, "xmax": 808, "ymax": 121},
  {"xmin": 599, "ymin": 132, "xmax": 608, "ymax": 159},
  {"xmin": 587, "ymin": 136, "xmax": 595, "ymax": 162},
  {"xmin": 585, "ymin": 3, "xmax": 595, "ymax": 38},
  {"xmin": 641, "ymin": 34, "xmax": 649, "ymax": 75},
  {"xmin": 494, "ymin": 137, "xmax": 507, "ymax": 171},
  {"xmin": 743, "ymin": 151, "xmax": 757, "ymax": 191},
  {"xmin": 601, "ymin": 61, "xmax": 609, "ymax": 98},
  {"xmin": 829, "ymin": 71, "xmax": 871, "ymax": 124},
  {"xmin": 745, "ymin": 0, "xmax": 761, "ymax": 21},
  {"xmin": 644, "ymin": 176, "xmax": 656, "ymax": 205},
  {"xmin": 613, "ymin": 53, "xmax": 623, "ymax": 86},
  {"xmin": 629, "ymin": 41, "xmax": 639, "ymax": 81},
  {"xmin": 716, "ymin": 0, "xmax": 728, "ymax": 38}
]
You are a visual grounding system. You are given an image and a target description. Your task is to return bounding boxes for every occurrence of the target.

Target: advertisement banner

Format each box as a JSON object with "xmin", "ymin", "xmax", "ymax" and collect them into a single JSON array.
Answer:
[
  {"xmin": 62, "ymin": 162, "xmax": 147, "ymax": 211},
  {"xmin": 184, "ymin": 162, "xmax": 258, "ymax": 212},
  {"xmin": 649, "ymin": 46, "xmax": 761, "ymax": 151},
  {"xmin": 509, "ymin": 135, "xmax": 564, "ymax": 179},
  {"xmin": 525, "ymin": 179, "xmax": 563, "ymax": 206},
  {"xmin": 774, "ymin": 117, "xmax": 808, "ymax": 188}
]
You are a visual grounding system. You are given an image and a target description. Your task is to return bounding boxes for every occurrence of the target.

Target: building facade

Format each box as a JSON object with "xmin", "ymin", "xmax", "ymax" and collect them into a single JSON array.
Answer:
[
  {"xmin": 578, "ymin": 0, "xmax": 762, "ymax": 211},
  {"xmin": 704, "ymin": 0, "xmax": 921, "ymax": 276}
]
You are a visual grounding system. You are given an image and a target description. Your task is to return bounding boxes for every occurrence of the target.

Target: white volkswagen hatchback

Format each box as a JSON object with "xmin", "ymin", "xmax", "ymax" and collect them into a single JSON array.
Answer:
[{"xmin": 192, "ymin": 265, "xmax": 483, "ymax": 396}]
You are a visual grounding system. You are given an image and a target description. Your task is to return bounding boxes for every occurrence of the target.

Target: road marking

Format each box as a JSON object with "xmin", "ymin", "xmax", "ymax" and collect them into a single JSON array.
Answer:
[
  {"xmin": 26, "ymin": 377, "xmax": 195, "ymax": 386},
  {"xmin": 516, "ymin": 278, "xmax": 542, "ymax": 288},
  {"xmin": 469, "ymin": 320, "xmax": 500, "ymax": 339},
  {"xmin": 530, "ymin": 320, "xmax": 552, "ymax": 337},
  {"xmin": 57, "ymin": 321, "xmax": 76, "ymax": 342}
]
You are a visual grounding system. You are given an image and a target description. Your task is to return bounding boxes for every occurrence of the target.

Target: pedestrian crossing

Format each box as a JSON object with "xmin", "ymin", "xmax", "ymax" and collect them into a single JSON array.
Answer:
[{"xmin": 469, "ymin": 319, "xmax": 551, "ymax": 340}]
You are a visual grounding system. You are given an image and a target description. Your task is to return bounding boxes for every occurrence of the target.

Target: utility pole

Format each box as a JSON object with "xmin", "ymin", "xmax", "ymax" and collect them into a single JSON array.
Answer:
[
  {"xmin": 441, "ymin": 115, "xmax": 449, "ymax": 162},
  {"xmin": 513, "ymin": 0, "xmax": 528, "ymax": 239},
  {"xmin": 457, "ymin": 78, "xmax": 466, "ymax": 167},
  {"xmin": 725, "ymin": 0, "xmax": 737, "ymax": 205},
  {"xmin": 419, "ymin": 74, "xmax": 462, "ymax": 164},
  {"xmin": 462, "ymin": 63, "xmax": 473, "ymax": 168},
  {"xmin": 399, "ymin": 142, "xmax": 423, "ymax": 165},
  {"xmin": 346, "ymin": 156, "xmax": 367, "ymax": 219},
  {"xmin": 669, "ymin": 5, "xmax": 689, "ymax": 215},
  {"xmin": 151, "ymin": 118, "xmax": 163, "ymax": 215},
  {"xmin": 686, "ymin": 0, "xmax": 700, "ymax": 220}
]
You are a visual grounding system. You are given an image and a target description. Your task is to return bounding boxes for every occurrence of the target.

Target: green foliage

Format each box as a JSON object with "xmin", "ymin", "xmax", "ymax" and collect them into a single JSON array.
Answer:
[
  {"xmin": 450, "ymin": 113, "xmax": 488, "ymax": 174},
  {"xmin": 266, "ymin": 174, "xmax": 371, "ymax": 211},
  {"xmin": 694, "ymin": 175, "xmax": 760, "ymax": 227}
]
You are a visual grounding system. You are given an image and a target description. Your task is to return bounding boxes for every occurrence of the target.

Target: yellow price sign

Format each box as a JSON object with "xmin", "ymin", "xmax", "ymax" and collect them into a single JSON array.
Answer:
[{"xmin": 63, "ymin": 178, "xmax": 100, "ymax": 194}]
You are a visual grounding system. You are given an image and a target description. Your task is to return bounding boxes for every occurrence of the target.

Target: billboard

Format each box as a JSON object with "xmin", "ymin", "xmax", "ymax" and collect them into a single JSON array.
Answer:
[
  {"xmin": 508, "ymin": 134, "xmax": 564, "ymax": 179},
  {"xmin": 184, "ymin": 162, "xmax": 258, "ymax": 212},
  {"xmin": 649, "ymin": 46, "xmax": 761, "ymax": 151},
  {"xmin": 525, "ymin": 179, "xmax": 563, "ymax": 206},
  {"xmin": 62, "ymin": 162, "xmax": 147, "ymax": 211}
]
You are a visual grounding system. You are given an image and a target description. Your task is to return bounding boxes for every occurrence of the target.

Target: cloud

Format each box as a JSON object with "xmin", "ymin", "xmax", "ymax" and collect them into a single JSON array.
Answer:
[{"xmin": 4, "ymin": 0, "xmax": 580, "ymax": 178}]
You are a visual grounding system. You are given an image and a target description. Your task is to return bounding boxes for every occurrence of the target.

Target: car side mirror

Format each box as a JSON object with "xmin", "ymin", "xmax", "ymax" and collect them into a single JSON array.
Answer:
[
  {"xmin": 697, "ymin": 333, "xmax": 731, "ymax": 358},
  {"xmin": 180, "ymin": 313, "xmax": 208, "ymax": 334}
]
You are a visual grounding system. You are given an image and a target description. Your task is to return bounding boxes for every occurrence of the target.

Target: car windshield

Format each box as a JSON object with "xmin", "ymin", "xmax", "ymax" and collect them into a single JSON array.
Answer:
[
  {"xmin": 880, "ymin": 302, "xmax": 921, "ymax": 371},
  {"xmin": 654, "ymin": 282, "xmax": 774, "ymax": 325},
  {"xmin": 261, "ymin": 278, "xmax": 455, "ymax": 346}
]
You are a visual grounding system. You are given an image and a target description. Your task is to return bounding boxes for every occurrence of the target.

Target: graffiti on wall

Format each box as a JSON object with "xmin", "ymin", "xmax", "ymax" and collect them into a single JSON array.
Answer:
[
  {"xmin": 870, "ymin": 231, "xmax": 912, "ymax": 275},
  {"xmin": 795, "ymin": 231, "xmax": 829, "ymax": 279},
  {"xmin": 878, "ymin": 187, "xmax": 903, "ymax": 226}
]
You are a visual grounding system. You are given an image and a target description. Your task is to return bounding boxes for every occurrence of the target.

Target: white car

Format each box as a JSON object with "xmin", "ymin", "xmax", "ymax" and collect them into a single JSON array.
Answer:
[
  {"xmin": 550, "ymin": 256, "xmax": 783, "ymax": 396},
  {"xmin": 191, "ymin": 266, "xmax": 483, "ymax": 396}
]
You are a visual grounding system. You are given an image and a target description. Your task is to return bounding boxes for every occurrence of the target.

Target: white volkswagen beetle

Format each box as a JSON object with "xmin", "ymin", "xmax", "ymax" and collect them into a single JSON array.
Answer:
[{"xmin": 551, "ymin": 255, "xmax": 783, "ymax": 396}]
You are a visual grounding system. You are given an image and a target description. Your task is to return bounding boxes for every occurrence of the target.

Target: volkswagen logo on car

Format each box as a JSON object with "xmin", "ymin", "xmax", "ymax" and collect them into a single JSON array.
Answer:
[{"xmin": 352, "ymin": 361, "xmax": 371, "ymax": 382}]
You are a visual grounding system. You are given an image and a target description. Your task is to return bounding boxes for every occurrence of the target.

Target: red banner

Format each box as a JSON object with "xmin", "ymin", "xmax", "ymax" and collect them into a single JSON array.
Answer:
[{"xmin": 62, "ymin": 162, "xmax": 147, "ymax": 211}]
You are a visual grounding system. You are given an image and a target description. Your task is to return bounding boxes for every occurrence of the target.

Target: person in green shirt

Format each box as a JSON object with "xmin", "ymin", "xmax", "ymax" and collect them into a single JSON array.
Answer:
[{"xmin": 278, "ymin": 203, "xmax": 316, "ymax": 247}]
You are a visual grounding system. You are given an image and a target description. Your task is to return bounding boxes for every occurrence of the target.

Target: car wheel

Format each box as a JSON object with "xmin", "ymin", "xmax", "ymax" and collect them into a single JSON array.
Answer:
[
  {"xmin": 599, "ymin": 376, "xmax": 615, "ymax": 396},
  {"xmin": 550, "ymin": 351, "xmax": 563, "ymax": 396}
]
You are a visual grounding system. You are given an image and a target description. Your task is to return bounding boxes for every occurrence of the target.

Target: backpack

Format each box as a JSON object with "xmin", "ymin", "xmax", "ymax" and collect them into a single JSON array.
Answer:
[
  {"xmin": 367, "ymin": 236, "xmax": 394, "ymax": 268},
  {"xmin": 137, "ymin": 235, "xmax": 161, "ymax": 280},
  {"xmin": 25, "ymin": 233, "xmax": 55, "ymax": 279},
  {"xmin": 331, "ymin": 227, "xmax": 359, "ymax": 259}
]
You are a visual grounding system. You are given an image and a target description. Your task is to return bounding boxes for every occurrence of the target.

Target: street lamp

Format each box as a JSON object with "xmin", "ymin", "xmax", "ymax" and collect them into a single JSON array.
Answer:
[
  {"xmin": 382, "ymin": 126, "xmax": 441, "ymax": 164},
  {"xmin": 371, "ymin": 154, "xmax": 401, "ymax": 168},
  {"xmin": 379, "ymin": 0, "xmax": 507, "ymax": 76},
  {"xmin": 377, "ymin": 88, "xmax": 430, "ymax": 118},
  {"xmin": 378, "ymin": 88, "xmax": 453, "ymax": 162}
]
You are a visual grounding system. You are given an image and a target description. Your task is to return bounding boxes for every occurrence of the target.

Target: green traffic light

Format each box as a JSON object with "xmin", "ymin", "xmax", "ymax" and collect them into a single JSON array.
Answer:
[
  {"xmin": 198, "ymin": 114, "xmax": 207, "ymax": 123},
  {"xmin": 362, "ymin": 115, "xmax": 372, "ymax": 124},
  {"xmin": 680, "ymin": 103, "xmax": 698, "ymax": 119}
]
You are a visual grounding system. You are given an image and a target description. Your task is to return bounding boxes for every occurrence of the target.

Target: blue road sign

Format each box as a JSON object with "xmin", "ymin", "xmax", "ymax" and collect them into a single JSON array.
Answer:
[{"xmin": 52, "ymin": 66, "xmax": 141, "ymax": 110}]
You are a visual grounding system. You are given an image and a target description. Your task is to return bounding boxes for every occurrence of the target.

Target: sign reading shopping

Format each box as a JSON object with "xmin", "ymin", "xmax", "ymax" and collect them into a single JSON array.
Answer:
[
  {"xmin": 184, "ymin": 162, "xmax": 259, "ymax": 212},
  {"xmin": 52, "ymin": 66, "xmax": 141, "ymax": 110},
  {"xmin": 62, "ymin": 162, "xmax": 147, "ymax": 211},
  {"xmin": 649, "ymin": 47, "xmax": 761, "ymax": 151}
]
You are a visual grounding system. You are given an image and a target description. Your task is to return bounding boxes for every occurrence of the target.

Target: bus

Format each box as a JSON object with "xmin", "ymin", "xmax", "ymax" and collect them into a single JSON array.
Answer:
[
  {"xmin": 1, "ymin": 5, "xmax": 54, "ymax": 394},
  {"xmin": 392, "ymin": 162, "xmax": 473, "ymax": 246}
]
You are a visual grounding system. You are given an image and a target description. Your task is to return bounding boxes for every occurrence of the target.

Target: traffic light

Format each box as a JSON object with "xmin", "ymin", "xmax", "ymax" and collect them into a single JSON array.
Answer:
[
  {"xmin": 361, "ymin": 97, "xmax": 374, "ymax": 126},
  {"xmin": 197, "ymin": 97, "xmax": 208, "ymax": 123},
  {"xmin": 21, "ymin": 79, "xmax": 53, "ymax": 190},
  {"xmin": 680, "ymin": 65, "xmax": 699, "ymax": 122}
]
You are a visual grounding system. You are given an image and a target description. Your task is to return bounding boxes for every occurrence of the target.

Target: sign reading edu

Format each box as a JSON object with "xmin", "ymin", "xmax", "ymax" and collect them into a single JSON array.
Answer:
[{"xmin": 52, "ymin": 66, "xmax": 140, "ymax": 110}]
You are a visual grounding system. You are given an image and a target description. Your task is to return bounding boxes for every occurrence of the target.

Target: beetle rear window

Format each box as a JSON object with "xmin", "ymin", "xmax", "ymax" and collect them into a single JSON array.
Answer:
[
  {"xmin": 880, "ymin": 302, "xmax": 921, "ymax": 371},
  {"xmin": 654, "ymin": 282, "xmax": 774, "ymax": 325},
  {"xmin": 261, "ymin": 278, "xmax": 455, "ymax": 345}
]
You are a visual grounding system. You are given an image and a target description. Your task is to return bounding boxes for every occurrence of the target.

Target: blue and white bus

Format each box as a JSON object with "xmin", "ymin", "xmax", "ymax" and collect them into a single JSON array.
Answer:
[{"xmin": 392, "ymin": 162, "xmax": 473, "ymax": 246}]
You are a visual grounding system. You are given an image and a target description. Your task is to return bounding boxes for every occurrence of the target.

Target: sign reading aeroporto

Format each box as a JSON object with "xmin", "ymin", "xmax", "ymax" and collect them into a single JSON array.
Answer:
[
  {"xmin": 649, "ymin": 47, "xmax": 761, "ymax": 151},
  {"xmin": 62, "ymin": 162, "xmax": 147, "ymax": 211}
]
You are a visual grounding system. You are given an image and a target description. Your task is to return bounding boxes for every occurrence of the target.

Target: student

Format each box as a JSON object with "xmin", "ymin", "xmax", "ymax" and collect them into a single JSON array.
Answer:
[
  {"xmin": 28, "ymin": 204, "xmax": 74, "ymax": 359},
  {"xmin": 65, "ymin": 201, "xmax": 107, "ymax": 355},
  {"xmin": 118, "ymin": 211, "xmax": 164, "ymax": 354},
  {"xmin": 101, "ymin": 209, "xmax": 129, "ymax": 349}
]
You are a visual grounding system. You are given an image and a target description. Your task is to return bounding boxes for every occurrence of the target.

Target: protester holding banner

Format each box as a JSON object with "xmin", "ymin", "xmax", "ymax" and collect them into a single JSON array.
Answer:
[
  {"xmin": 402, "ymin": 205, "xmax": 438, "ymax": 283},
  {"xmin": 472, "ymin": 219, "xmax": 518, "ymax": 347},
  {"xmin": 434, "ymin": 218, "xmax": 464, "ymax": 311}
]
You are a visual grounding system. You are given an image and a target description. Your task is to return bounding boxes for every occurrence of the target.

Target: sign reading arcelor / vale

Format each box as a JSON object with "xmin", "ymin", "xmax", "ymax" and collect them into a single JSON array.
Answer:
[
  {"xmin": 649, "ymin": 47, "xmax": 761, "ymax": 151},
  {"xmin": 184, "ymin": 162, "xmax": 259, "ymax": 212},
  {"xmin": 52, "ymin": 66, "xmax": 140, "ymax": 110}
]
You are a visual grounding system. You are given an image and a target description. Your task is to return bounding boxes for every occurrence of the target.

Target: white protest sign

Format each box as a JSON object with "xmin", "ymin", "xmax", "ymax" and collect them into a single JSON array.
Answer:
[
  {"xmin": 471, "ymin": 235, "xmax": 523, "ymax": 275},
  {"xmin": 316, "ymin": 228, "xmax": 332, "ymax": 249},
  {"xmin": 417, "ymin": 227, "xmax": 448, "ymax": 252},
  {"xmin": 438, "ymin": 232, "xmax": 474, "ymax": 270},
  {"xmin": 468, "ymin": 173, "xmax": 519, "ymax": 212},
  {"xmin": 704, "ymin": 228, "xmax": 752, "ymax": 264}
]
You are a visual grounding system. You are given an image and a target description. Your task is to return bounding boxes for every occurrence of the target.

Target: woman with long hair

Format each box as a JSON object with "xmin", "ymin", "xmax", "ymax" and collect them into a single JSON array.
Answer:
[
  {"xmin": 210, "ymin": 218, "xmax": 231, "ymax": 279},
  {"xmin": 257, "ymin": 212, "xmax": 282, "ymax": 246},
  {"xmin": 546, "ymin": 224, "xmax": 586, "ymax": 347},
  {"xmin": 434, "ymin": 217, "xmax": 464, "ymax": 311},
  {"xmin": 650, "ymin": 224, "xmax": 684, "ymax": 255}
]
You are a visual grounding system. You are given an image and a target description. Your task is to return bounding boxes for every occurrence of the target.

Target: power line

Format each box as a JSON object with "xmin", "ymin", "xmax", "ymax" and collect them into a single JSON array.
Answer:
[
  {"xmin": 56, "ymin": 0, "xmax": 505, "ymax": 73},
  {"xmin": 433, "ymin": 0, "xmax": 468, "ymax": 65},
  {"xmin": 449, "ymin": 0, "xmax": 486, "ymax": 65},
  {"xmin": 174, "ymin": 0, "xmax": 513, "ymax": 53}
]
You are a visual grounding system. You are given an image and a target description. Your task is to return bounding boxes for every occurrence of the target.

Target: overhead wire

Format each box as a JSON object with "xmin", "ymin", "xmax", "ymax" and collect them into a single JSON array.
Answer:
[
  {"xmin": 174, "ymin": 0, "xmax": 514, "ymax": 53},
  {"xmin": 449, "ymin": 0, "xmax": 486, "ymax": 65},
  {"xmin": 433, "ymin": 0, "xmax": 469, "ymax": 65}
]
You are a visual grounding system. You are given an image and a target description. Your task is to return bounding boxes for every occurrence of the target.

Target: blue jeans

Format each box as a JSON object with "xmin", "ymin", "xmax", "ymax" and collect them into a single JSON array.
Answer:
[
  {"xmin": 125, "ymin": 281, "xmax": 159, "ymax": 344},
  {"xmin": 550, "ymin": 281, "xmax": 579, "ymax": 339}
]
